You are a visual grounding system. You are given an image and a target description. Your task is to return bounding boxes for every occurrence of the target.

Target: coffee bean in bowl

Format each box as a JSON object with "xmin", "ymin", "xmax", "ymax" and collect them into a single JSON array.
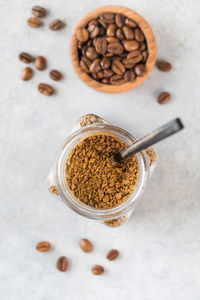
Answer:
[{"xmin": 70, "ymin": 6, "xmax": 156, "ymax": 93}]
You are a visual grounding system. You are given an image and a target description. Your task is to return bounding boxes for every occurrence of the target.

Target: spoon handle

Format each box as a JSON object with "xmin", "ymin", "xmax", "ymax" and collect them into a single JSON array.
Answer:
[{"xmin": 115, "ymin": 118, "xmax": 184, "ymax": 162}]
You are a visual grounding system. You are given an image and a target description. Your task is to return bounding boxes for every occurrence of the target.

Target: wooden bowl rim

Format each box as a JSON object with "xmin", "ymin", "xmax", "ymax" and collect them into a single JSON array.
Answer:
[{"xmin": 70, "ymin": 5, "xmax": 157, "ymax": 93}]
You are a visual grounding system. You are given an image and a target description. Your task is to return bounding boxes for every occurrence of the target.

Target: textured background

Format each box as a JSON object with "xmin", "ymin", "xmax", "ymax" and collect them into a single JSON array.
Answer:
[{"xmin": 0, "ymin": 0, "xmax": 200, "ymax": 299}]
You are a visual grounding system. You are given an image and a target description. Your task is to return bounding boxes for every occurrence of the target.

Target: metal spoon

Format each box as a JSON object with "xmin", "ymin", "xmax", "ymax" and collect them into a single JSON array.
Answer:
[{"xmin": 110, "ymin": 118, "xmax": 184, "ymax": 163}]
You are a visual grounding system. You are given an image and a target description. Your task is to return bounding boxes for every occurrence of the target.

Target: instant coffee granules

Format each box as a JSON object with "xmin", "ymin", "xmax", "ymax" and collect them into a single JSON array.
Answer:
[
  {"xmin": 76, "ymin": 12, "xmax": 148, "ymax": 85},
  {"xmin": 65, "ymin": 133, "xmax": 138, "ymax": 209}
]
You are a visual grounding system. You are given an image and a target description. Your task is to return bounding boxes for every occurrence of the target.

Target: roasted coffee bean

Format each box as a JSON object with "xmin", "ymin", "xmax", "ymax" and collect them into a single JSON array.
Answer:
[
  {"xmin": 108, "ymin": 42, "xmax": 123, "ymax": 55},
  {"xmin": 32, "ymin": 5, "xmax": 46, "ymax": 18},
  {"xmin": 57, "ymin": 256, "xmax": 68, "ymax": 272},
  {"xmin": 35, "ymin": 56, "xmax": 46, "ymax": 70},
  {"xmin": 92, "ymin": 265, "xmax": 104, "ymax": 275},
  {"xmin": 99, "ymin": 26, "xmax": 106, "ymax": 36},
  {"xmin": 106, "ymin": 249, "xmax": 119, "ymax": 261},
  {"xmin": 139, "ymin": 42, "xmax": 146, "ymax": 51},
  {"xmin": 38, "ymin": 83, "xmax": 54, "ymax": 96},
  {"xmin": 19, "ymin": 52, "xmax": 34, "ymax": 64},
  {"xmin": 115, "ymin": 13, "xmax": 124, "ymax": 28},
  {"xmin": 97, "ymin": 71, "xmax": 104, "ymax": 79},
  {"xmin": 157, "ymin": 61, "xmax": 172, "ymax": 72},
  {"xmin": 76, "ymin": 28, "xmax": 89, "ymax": 42},
  {"xmin": 124, "ymin": 70, "xmax": 136, "ymax": 82},
  {"xmin": 95, "ymin": 37, "xmax": 107, "ymax": 54},
  {"xmin": 98, "ymin": 18, "xmax": 107, "ymax": 29},
  {"xmin": 100, "ymin": 57, "xmax": 111, "ymax": 70},
  {"xmin": 134, "ymin": 28, "xmax": 145, "ymax": 42},
  {"xmin": 92, "ymin": 72, "xmax": 98, "ymax": 80},
  {"xmin": 89, "ymin": 58, "xmax": 101, "ymax": 73},
  {"xmin": 77, "ymin": 41, "xmax": 83, "ymax": 49},
  {"xmin": 122, "ymin": 26, "xmax": 134, "ymax": 40},
  {"xmin": 157, "ymin": 91, "xmax": 171, "ymax": 104},
  {"xmin": 106, "ymin": 37, "xmax": 119, "ymax": 43},
  {"xmin": 123, "ymin": 40, "xmax": 139, "ymax": 52},
  {"xmin": 125, "ymin": 18, "xmax": 137, "ymax": 28},
  {"xmin": 21, "ymin": 67, "xmax": 33, "ymax": 81},
  {"xmin": 50, "ymin": 70, "xmax": 62, "ymax": 81},
  {"xmin": 142, "ymin": 50, "xmax": 148, "ymax": 62},
  {"xmin": 36, "ymin": 241, "xmax": 51, "ymax": 252},
  {"xmin": 49, "ymin": 19, "xmax": 63, "ymax": 31},
  {"xmin": 112, "ymin": 59, "xmax": 125, "ymax": 75},
  {"xmin": 103, "ymin": 69, "xmax": 114, "ymax": 78},
  {"xmin": 116, "ymin": 29, "xmax": 124, "ymax": 40},
  {"xmin": 127, "ymin": 50, "xmax": 142, "ymax": 63},
  {"xmin": 102, "ymin": 78, "xmax": 110, "ymax": 84},
  {"xmin": 86, "ymin": 46, "xmax": 98, "ymax": 60},
  {"xmin": 122, "ymin": 58, "xmax": 136, "ymax": 69},
  {"xmin": 88, "ymin": 24, "xmax": 99, "ymax": 38},
  {"xmin": 110, "ymin": 74, "xmax": 125, "ymax": 85},
  {"xmin": 87, "ymin": 39, "xmax": 93, "ymax": 46},
  {"xmin": 107, "ymin": 24, "xmax": 116, "ymax": 37},
  {"xmin": 134, "ymin": 64, "xmax": 146, "ymax": 76},
  {"xmin": 79, "ymin": 239, "xmax": 93, "ymax": 252},
  {"xmin": 82, "ymin": 45, "xmax": 88, "ymax": 56},
  {"xmin": 88, "ymin": 19, "xmax": 99, "ymax": 27},
  {"xmin": 80, "ymin": 56, "xmax": 91, "ymax": 73},
  {"xmin": 100, "ymin": 12, "xmax": 114, "ymax": 24},
  {"xmin": 27, "ymin": 17, "xmax": 41, "ymax": 28}
]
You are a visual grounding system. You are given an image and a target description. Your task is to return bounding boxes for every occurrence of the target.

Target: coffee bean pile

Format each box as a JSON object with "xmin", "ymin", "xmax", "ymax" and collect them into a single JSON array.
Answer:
[
  {"xmin": 36, "ymin": 239, "xmax": 119, "ymax": 275},
  {"xmin": 19, "ymin": 52, "xmax": 62, "ymax": 96},
  {"xmin": 65, "ymin": 133, "xmax": 138, "ymax": 209},
  {"xmin": 76, "ymin": 12, "xmax": 148, "ymax": 85},
  {"xmin": 27, "ymin": 5, "xmax": 64, "ymax": 30},
  {"xmin": 19, "ymin": 5, "xmax": 64, "ymax": 96}
]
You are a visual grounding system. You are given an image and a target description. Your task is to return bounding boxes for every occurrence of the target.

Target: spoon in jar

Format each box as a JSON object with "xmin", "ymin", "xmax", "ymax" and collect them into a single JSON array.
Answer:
[{"xmin": 110, "ymin": 118, "xmax": 184, "ymax": 163}]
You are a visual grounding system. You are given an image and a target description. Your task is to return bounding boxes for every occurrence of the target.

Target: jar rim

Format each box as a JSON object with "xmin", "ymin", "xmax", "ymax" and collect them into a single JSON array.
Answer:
[{"xmin": 54, "ymin": 123, "xmax": 148, "ymax": 220}]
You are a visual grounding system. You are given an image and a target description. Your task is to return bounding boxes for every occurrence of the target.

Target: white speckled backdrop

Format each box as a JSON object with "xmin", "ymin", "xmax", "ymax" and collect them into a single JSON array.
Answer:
[{"xmin": 0, "ymin": 0, "xmax": 200, "ymax": 299}]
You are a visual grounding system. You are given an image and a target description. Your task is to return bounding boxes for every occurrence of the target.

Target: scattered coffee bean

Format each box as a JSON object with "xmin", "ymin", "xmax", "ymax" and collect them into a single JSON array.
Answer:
[
  {"xmin": 157, "ymin": 91, "xmax": 171, "ymax": 104},
  {"xmin": 32, "ymin": 6, "xmax": 46, "ymax": 18},
  {"xmin": 50, "ymin": 70, "xmax": 62, "ymax": 81},
  {"xmin": 49, "ymin": 19, "xmax": 64, "ymax": 31},
  {"xmin": 134, "ymin": 64, "xmax": 146, "ymax": 76},
  {"xmin": 76, "ymin": 12, "xmax": 148, "ymax": 85},
  {"xmin": 35, "ymin": 56, "xmax": 46, "ymax": 70},
  {"xmin": 157, "ymin": 61, "xmax": 172, "ymax": 72},
  {"xmin": 27, "ymin": 17, "xmax": 41, "ymax": 28},
  {"xmin": 19, "ymin": 52, "xmax": 34, "ymax": 64},
  {"xmin": 21, "ymin": 67, "xmax": 33, "ymax": 81},
  {"xmin": 79, "ymin": 239, "xmax": 93, "ymax": 253},
  {"xmin": 106, "ymin": 249, "xmax": 119, "ymax": 261},
  {"xmin": 91, "ymin": 265, "xmax": 104, "ymax": 275},
  {"xmin": 38, "ymin": 83, "xmax": 54, "ymax": 96},
  {"xmin": 36, "ymin": 241, "xmax": 51, "ymax": 252},
  {"xmin": 57, "ymin": 256, "xmax": 68, "ymax": 272}
]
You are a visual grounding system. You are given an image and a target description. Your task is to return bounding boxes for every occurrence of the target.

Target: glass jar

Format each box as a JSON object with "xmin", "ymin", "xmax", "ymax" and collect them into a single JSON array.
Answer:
[{"xmin": 46, "ymin": 114, "xmax": 157, "ymax": 227}]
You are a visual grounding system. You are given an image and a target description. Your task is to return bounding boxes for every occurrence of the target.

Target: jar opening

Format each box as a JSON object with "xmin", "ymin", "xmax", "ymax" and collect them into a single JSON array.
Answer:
[{"xmin": 54, "ymin": 124, "xmax": 148, "ymax": 220}]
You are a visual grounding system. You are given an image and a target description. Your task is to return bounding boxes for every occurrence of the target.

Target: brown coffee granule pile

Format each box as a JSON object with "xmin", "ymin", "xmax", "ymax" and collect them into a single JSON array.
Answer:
[{"xmin": 65, "ymin": 133, "xmax": 138, "ymax": 209}]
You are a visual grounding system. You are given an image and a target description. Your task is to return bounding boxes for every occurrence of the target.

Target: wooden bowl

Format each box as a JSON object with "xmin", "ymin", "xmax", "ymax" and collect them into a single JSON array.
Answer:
[{"xmin": 70, "ymin": 6, "xmax": 156, "ymax": 93}]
